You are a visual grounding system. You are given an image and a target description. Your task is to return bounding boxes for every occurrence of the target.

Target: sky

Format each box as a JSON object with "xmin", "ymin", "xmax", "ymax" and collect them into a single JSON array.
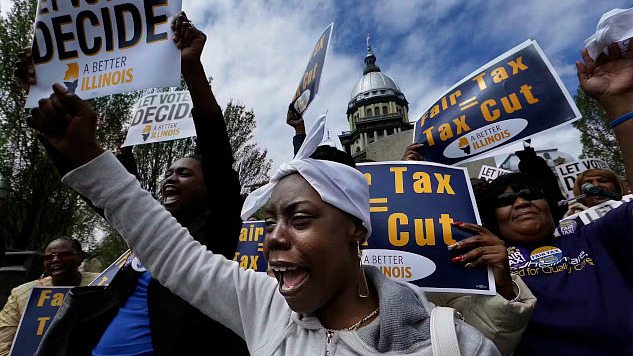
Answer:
[{"xmin": 1, "ymin": 0, "xmax": 630, "ymax": 171}]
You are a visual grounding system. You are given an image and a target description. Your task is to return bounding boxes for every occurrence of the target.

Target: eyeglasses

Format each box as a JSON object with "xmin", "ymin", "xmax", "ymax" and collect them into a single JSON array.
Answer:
[
  {"xmin": 41, "ymin": 251, "xmax": 80, "ymax": 261},
  {"xmin": 495, "ymin": 188, "xmax": 544, "ymax": 207}
]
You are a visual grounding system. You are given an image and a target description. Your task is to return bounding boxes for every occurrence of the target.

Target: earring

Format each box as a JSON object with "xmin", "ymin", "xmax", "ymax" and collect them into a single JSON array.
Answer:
[{"xmin": 357, "ymin": 241, "xmax": 369, "ymax": 298}]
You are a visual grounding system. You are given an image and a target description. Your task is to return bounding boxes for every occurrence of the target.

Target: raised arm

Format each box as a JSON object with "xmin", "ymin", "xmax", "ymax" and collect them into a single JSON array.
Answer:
[
  {"xmin": 172, "ymin": 12, "xmax": 242, "ymax": 256},
  {"xmin": 577, "ymin": 43, "xmax": 633, "ymax": 188},
  {"xmin": 27, "ymin": 85, "xmax": 287, "ymax": 349}
]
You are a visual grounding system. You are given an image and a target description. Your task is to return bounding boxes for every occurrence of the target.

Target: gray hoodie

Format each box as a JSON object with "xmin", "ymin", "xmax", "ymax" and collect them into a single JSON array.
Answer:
[{"xmin": 64, "ymin": 152, "xmax": 500, "ymax": 355}]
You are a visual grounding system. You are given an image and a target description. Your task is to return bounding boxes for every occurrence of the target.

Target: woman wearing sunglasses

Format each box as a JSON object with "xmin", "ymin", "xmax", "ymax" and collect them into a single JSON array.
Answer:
[{"xmin": 467, "ymin": 43, "xmax": 633, "ymax": 355}]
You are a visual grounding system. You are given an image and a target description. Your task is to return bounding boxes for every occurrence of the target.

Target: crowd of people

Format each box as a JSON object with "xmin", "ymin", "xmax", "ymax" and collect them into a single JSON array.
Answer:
[{"xmin": 1, "ymin": 9, "xmax": 633, "ymax": 356}]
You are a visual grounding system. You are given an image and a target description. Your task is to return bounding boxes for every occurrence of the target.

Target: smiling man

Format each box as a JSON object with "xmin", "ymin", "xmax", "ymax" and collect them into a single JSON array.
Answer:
[{"xmin": 0, "ymin": 237, "xmax": 99, "ymax": 356}]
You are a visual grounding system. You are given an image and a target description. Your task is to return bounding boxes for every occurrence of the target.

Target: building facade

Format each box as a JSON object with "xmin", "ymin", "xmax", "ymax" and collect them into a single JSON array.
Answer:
[{"xmin": 338, "ymin": 44, "xmax": 413, "ymax": 161}]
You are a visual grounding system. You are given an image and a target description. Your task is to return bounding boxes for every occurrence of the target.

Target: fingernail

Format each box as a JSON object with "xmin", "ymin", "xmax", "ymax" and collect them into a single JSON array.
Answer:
[
  {"xmin": 447, "ymin": 242, "xmax": 459, "ymax": 250},
  {"xmin": 452, "ymin": 222, "xmax": 464, "ymax": 226},
  {"xmin": 464, "ymin": 262, "xmax": 473, "ymax": 268},
  {"xmin": 451, "ymin": 256, "xmax": 463, "ymax": 263}
]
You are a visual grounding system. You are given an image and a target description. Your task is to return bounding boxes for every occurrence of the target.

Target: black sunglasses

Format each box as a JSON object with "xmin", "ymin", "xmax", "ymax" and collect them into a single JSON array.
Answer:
[
  {"xmin": 495, "ymin": 188, "xmax": 544, "ymax": 207},
  {"xmin": 41, "ymin": 251, "xmax": 80, "ymax": 261}
]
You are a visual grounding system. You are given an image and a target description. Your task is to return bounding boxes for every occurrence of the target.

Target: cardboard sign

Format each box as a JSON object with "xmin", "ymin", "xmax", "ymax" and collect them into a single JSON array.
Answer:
[
  {"xmin": 233, "ymin": 221, "xmax": 267, "ymax": 272},
  {"xmin": 554, "ymin": 158, "xmax": 610, "ymax": 198},
  {"xmin": 89, "ymin": 250, "xmax": 133, "ymax": 286},
  {"xmin": 9, "ymin": 287, "xmax": 71, "ymax": 356},
  {"xmin": 413, "ymin": 40, "xmax": 581, "ymax": 165},
  {"xmin": 478, "ymin": 165, "xmax": 511, "ymax": 183},
  {"xmin": 290, "ymin": 23, "xmax": 333, "ymax": 114},
  {"xmin": 122, "ymin": 91, "xmax": 196, "ymax": 146},
  {"xmin": 358, "ymin": 162, "xmax": 495, "ymax": 295},
  {"xmin": 26, "ymin": 0, "xmax": 182, "ymax": 107}
]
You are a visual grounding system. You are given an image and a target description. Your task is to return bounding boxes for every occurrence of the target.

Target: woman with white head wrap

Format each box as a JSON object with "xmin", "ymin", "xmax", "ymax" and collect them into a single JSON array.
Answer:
[{"xmin": 30, "ymin": 87, "xmax": 500, "ymax": 354}]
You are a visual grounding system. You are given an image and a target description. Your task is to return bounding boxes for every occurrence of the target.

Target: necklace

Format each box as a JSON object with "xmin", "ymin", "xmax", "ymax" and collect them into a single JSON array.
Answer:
[{"xmin": 327, "ymin": 307, "xmax": 379, "ymax": 332}]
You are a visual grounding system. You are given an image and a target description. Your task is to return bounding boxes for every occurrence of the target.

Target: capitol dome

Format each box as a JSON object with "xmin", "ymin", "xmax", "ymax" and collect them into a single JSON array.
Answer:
[{"xmin": 347, "ymin": 46, "xmax": 407, "ymax": 113}]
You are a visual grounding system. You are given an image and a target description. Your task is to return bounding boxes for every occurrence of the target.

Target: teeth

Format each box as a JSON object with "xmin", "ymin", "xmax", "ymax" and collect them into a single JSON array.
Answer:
[
  {"xmin": 281, "ymin": 284, "xmax": 294, "ymax": 292},
  {"xmin": 271, "ymin": 266, "xmax": 297, "ymax": 272}
]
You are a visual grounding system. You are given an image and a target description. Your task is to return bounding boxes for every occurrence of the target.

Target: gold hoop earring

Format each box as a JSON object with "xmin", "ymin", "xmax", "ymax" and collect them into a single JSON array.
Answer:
[{"xmin": 357, "ymin": 241, "xmax": 369, "ymax": 298}]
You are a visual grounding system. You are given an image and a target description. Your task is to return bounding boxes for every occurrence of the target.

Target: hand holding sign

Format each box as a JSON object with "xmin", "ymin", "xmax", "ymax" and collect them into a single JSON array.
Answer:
[
  {"xmin": 451, "ymin": 223, "xmax": 515, "ymax": 300},
  {"xmin": 27, "ymin": 84, "xmax": 104, "ymax": 167}
]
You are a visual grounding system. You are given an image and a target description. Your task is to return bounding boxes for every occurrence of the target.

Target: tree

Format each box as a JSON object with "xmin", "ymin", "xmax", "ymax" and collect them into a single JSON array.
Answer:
[
  {"xmin": 223, "ymin": 100, "xmax": 272, "ymax": 194},
  {"xmin": 0, "ymin": 0, "xmax": 139, "ymax": 252},
  {"xmin": 573, "ymin": 89, "xmax": 625, "ymax": 177}
]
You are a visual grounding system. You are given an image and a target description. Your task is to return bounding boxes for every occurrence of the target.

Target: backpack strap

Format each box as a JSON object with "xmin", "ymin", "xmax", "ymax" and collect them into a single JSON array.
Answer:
[{"xmin": 430, "ymin": 306, "xmax": 461, "ymax": 356}]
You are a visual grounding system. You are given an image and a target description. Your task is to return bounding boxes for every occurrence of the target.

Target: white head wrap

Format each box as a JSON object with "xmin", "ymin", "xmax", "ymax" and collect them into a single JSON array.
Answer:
[{"xmin": 240, "ymin": 114, "xmax": 372, "ymax": 239}]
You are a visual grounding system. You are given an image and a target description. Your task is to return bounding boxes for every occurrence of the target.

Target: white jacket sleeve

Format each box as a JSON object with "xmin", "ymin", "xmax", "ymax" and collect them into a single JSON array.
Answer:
[
  {"xmin": 425, "ymin": 274, "xmax": 536, "ymax": 356},
  {"xmin": 62, "ymin": 152, "xmax": 288, "ymax": 351}
]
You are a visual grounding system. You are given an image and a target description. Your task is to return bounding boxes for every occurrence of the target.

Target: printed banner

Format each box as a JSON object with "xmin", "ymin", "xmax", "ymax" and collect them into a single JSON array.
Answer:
[
  {"xmin": 556, "ymin": 194, "xmax": 633, "ymax": 234},
  {"xmin": 290, "ymin": 23, "xmax": 333, "ymax": 114},
  {"xmin": 413, "ymin": 40, "xmax": 581, "ymax": 165},
  {"xmin": 122, "ymin": 91, "xmax": 196, "ymax": 146},
  {"xmin": 9, "ymin": 287, "xmax": 71, "ymax": 356},
  {"xmin": 358, "ymin": 162, "xmax": 495, "ymax": 295},
  {"xmin": 89, "ymin": 250, "xmax": 133, "ymax": 286},
  {"xmin": 554, "ymin": 158, "xmax": 610, "ymax": 198},
  {"xmin": 478, "ymin": 165, "xmax": 511, "ymax": 183},
  {"xmin": 25, "ymin": 0, "xmax": 183, "ymax": 107},
  {"xmin": 234, "ymin": 221, "xmax": 268, "ymax": 272}
]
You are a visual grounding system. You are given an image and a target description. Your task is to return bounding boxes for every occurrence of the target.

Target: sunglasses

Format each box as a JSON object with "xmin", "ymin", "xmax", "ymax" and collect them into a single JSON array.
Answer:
[
  {"xmin": 41, "ymin": 251, "xmax": 80, "ymax": 261},
  {"xmin": 495, "ymin": 188, "xmax": 544, "ymax": 207}
]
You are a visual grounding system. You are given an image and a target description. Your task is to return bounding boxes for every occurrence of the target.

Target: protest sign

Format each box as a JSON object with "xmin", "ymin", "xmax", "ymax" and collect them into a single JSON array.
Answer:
[
  {"xmin": 358, "ymin": 162, "xmax": 495, "ymax": 295},
  {"xmin": 478, "ymin": 165, "xmax": 511, "ymax": 183},
  {"xmin": 9, "ymin": 287, "xmax": 71, "ymax": 356},
  {"xmin": 122, "ymin": 91, "xmax": 196, "ymax": 146},
  {"xmin": 90, "ymin": 250, "xmax": 133, "ymax": 286},
  {"xmin": 234, "ymin": 221, "xmax": 267, "ymax": 272},
  {"xmin": 290, "ymin": 23, "xmax": 333, "ymax": 114},
  {"xmin": 25, "ymin": 0, "xmax": 182, "ymax": 107},
  {"xmin": 556, "ymin": 194, "xmax": 633, "ymax": 236},
  {"xmin": 413, "ymin": 40, "xmax": 581, "ymax": 165},
  {"xmin": 554, "ymin": 158, "xmax": 610, "ymax": 198}
]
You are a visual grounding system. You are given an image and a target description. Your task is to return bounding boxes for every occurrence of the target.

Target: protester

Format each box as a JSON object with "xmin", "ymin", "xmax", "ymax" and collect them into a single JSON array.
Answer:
[
  {"xmin": 564, "ymin": 168, "xmax": 630, "ymax": 217},
  {"xmin": 17, "ymin": 12, "xmax": 248, "ymax": 355},
  {"xmin": 290, "ymin": 108, "xmax": 535, "ymax": 355},
  {"xmin": 473, "ymin": 43, "xmax": 633, "ymax": 355},
  {"xmin": 0, "ymin": 237, "xmax": 98, "ymax": 356}
]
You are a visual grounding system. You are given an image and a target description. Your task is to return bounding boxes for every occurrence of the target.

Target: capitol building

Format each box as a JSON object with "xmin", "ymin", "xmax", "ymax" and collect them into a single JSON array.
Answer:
[{"xmin": 338, "ymin": 43, "xmax": 413, "ymax": 162}]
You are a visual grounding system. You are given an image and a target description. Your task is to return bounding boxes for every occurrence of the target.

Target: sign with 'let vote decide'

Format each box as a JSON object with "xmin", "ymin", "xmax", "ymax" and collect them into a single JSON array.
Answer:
[{"xmin": 26, "ymin": 0, "xmax": 182, "ymax": 107}]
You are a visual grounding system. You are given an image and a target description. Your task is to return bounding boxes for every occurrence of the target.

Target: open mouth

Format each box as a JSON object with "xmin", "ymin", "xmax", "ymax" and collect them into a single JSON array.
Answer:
[
  {"xmin": 270, "ymin": 266, "xmax": 310, "ymax": 295},
  {"xmin": 163, "ymin": 186, "xmax": 180, "ymax": 204},
  {"xmin": 49, "ymin": 264, "xmax": 65, "ymax": 275}
]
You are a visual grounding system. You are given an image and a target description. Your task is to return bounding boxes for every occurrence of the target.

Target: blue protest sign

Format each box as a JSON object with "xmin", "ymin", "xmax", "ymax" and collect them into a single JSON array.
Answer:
[
  {"xmin": 413, "ymin": 40, "xmax": 580, "ymax": 165},
  {"xmin": 358, "ymin": 162, "xmax": 495, "ymax": 295},
  {"xmin": 234, "ymin": 221, "xmax": 267, "ymax": 272},
  {"xmin": 9, "ymin": 287, "xmax": 71, "ymax": 356},
  {"xmin": 89, "ymin": 250, "xmax": 133, "ymax": 286},
  {"xmin": 291, "ymin": 23, "xmax": 334, "ymax": 114}
]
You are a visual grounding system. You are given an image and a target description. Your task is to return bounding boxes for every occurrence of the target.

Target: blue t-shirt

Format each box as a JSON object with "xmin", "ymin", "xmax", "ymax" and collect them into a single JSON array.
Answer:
[
  {"xmin": 93, "ymin": 272, "xmax": 154, "ymax": 356},
  {"xmin": 508, "ymin": 201, "xmax": 633, "ymax": 355}
]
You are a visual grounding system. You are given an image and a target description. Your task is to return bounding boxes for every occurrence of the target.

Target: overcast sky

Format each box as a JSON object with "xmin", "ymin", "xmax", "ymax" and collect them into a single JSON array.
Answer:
[{"xmin": 1, "ymin": 0, "xmax": 630, "ymax": 170}]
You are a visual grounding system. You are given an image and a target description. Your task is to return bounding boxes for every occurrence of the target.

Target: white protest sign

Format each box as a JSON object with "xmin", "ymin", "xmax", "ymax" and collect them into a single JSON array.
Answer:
[
  {"xmin": 554, "ymin": 158, "xmax": 610, "ymax": 197},
  {"xmin": 26, "ymin": 0, "xmax": 182, "ymax": 107},
  {"xmin": 122, "ymin": 91, "xmax": 196, "ymax": 146},
  {"xmin": 478, "ymin": 165, "xmax": 511, "ymax": 183}
]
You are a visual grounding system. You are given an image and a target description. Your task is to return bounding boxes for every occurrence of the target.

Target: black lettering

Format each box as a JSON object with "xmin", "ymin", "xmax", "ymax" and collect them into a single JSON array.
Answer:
[
  {"xmin": 76, "ymin": 11, "xmax": 102, "ymax": 56},
  {"xmin": 52, "ymin": 15, "xmax": 77, "ymax": 60},
  {"xmin": 130, "ymin": 109, "xmax": 143, "ymax": 126},
  {"xmin": 145, "ymin": 0, "xmax": 168, "ymax": 43},
  {"xmin": 114, "ymin": 4, "xmax": 142, "ymax": 49},
  {"xmin": 174, "ymin": 103, "xmax": 190, "ymax": 120},
  {"xmin": 32, "ymin": 21, "xmax": 54, "ymax": 64},
  {"xmin": 100, "ymin": 8, "xmax": 114, "ymax": 51}
]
